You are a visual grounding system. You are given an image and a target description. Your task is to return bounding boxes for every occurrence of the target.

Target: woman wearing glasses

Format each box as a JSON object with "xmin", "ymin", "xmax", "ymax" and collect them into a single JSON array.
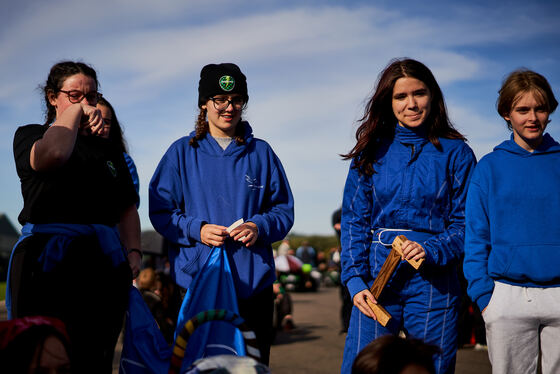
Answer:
[
  {"xmin": 9, "ymin": 61, "xmax": 141, "ymax": 373},
  {"xmin": 149, "ymin": 63, "xmax": 294, "ymax": 365},
  {"xmin": 340, "ymin": 58, "xmax": 476, "ymax": 373}
]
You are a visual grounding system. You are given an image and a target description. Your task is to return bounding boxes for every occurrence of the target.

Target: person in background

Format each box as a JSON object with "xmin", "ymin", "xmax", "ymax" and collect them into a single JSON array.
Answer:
[
  {"xmin": 9, "ymin": 61, "xmax": 141, "ymax": 373},
  {"xmin": 155, "ymin": 270, "xmax": 181, "ymax": 344},
  {"xmin": 464, "ymin": 69, "xmax": 560, "ymax": 374},
  {"xmin": 137, "ymin": 267, "xmax": 175, "ymax": 344},
  {"xmin": 333, "ymin": 206, "xmax": 352, "ymax": 333},
  {"xmin": 277, "ymin": 238, "xmax": 291, "ymax": 258},
  {"xmin": 316, "ymin": 251, "xmax": 328, "ymax": 273},
  {"xmin": 332, "ymin": 207, "xmax": 342, "ymax": 241},
  {"xmin": 149, "ymin": 63, "xmax": 294, "ymax": 364},
  {"xmin": 273, "ymin": 278, "xmax": 295, "ymax": 332},
  {"xmin": 352, "ymin": 335, "xmax": 439, "ymax": 374},
  {"xmin": 295, "ymin": 241, "xmax": 317, "ymax": 267},
  {"xmin": 0, "ymin": 316, "xmax": 72, "ymax": 374},
  {"xmin": 97, "ymin": 97, "xmax": 140, "ymax": 202},
  {"xmin": 340, "ymin": 58, "xmax": 476, "ymax": 373}
]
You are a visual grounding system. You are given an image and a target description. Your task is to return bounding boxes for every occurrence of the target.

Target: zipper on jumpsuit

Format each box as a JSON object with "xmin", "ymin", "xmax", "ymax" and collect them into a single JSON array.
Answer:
[{"xmin": 398, "ymin": 143, "xmax": 417, "ymax": 228}]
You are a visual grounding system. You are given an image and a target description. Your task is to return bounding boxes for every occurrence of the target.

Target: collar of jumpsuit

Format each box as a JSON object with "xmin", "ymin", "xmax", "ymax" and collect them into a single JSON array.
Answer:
[{"xmin": 394, "ymin": 123, "xmax": 428, "ymax": 144}]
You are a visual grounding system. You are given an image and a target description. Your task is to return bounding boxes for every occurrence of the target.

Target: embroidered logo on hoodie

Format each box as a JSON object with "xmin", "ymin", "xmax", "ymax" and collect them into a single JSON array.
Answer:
[{"xmin": 245, "ymin": 174, "xmax": 263, "ymax": 190}]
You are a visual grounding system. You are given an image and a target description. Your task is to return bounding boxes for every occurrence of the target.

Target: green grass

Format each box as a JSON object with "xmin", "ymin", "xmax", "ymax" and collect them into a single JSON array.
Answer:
[{"xmin": 0, "ymin": 282, "xmax": 6, "ymax": 302}]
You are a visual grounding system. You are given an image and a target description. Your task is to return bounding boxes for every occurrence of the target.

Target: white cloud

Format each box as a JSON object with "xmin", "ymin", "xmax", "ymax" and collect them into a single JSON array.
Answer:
[{"xmin": 1, "ymin": 0, "xmax": 558, "ymax": 234}]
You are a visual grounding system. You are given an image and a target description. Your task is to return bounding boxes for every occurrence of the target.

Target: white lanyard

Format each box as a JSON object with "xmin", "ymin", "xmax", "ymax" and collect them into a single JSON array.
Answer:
[{"xmin": 371, "ymin": 228, "xmax": 412, "ymax": 247}]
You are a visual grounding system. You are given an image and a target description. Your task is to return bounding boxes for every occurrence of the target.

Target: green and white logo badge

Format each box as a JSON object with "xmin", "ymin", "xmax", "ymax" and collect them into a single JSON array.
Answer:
[
  {"xmin": 107, "ymin": 161, "xmax": 117, "ymax": 177},
  {"xmin": 219, "ymin": 75, "xmax": 235, "ymax": 91}
]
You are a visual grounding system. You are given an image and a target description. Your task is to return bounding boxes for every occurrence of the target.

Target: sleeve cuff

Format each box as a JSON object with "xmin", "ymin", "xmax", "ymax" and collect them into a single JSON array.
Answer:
[
  {"xmin": 248, "ymin": 215, "xmax": 267, "ymax": 240},
  {"xmin": 422, "ymin": 241, "xmax": 437, "ymax": 265},
  {"xmin": 188, "ymin": 218, "xmax": 205, "ymax": 243},
  {"xmin": 346, "ymin": 277, "xmax": 368, "ymax": 300}
]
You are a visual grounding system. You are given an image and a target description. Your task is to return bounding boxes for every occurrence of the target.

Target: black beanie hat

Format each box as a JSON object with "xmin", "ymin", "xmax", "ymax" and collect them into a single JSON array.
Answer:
[{"xmin": 198, "ymin": 63, "xmax": 248, "ymax": 108}]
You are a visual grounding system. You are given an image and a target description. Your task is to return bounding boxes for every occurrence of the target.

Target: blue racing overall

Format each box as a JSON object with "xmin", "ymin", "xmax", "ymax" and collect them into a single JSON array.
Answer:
[{"xmin": 340, "ymin": 125, "xmax": 476, "ymax": 374}]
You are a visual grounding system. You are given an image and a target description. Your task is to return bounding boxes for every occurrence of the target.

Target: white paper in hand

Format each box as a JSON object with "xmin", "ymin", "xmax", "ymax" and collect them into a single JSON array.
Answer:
[{"xmin": 226, "ymin": 218, "xmax": 244, "ymax": 234}]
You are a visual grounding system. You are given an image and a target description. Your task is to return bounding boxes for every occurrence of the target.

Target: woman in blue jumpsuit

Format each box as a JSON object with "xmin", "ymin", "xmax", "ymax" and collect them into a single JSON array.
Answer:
[{"xmin": 340, "ymin": 58, "xmax": 476, "ymax": 374}]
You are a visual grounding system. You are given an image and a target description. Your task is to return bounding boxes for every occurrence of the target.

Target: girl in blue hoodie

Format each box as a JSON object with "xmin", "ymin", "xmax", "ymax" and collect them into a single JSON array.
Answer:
[
  {"xmin": 340, "ymin": 58, "xmax": 476, "ymax": 374},
  {"xmin": 149, "ymin": 63, "xmax": 294, "ymax": 365},
  {"xmin": 464, "ymin": 70, "xmax": 560, "ymax": 374}
]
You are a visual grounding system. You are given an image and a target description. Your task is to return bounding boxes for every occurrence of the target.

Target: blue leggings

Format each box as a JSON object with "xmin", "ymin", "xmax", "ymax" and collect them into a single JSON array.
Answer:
[{"xmin": 341, "ymin": 267, "xmax": 460, "ymax": 374}]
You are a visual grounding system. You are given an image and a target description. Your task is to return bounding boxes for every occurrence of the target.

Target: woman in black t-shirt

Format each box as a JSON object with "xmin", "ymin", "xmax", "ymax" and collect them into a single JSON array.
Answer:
[{"xmin": 9, "ymin": 61, "xmax": 141, "ymax": 373}]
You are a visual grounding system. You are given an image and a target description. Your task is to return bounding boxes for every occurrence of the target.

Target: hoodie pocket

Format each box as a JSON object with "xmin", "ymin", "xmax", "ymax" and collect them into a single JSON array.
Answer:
[
  {"xmin": 489, "ymin": 244, "xmax": 560, "ymax": 282},
  {"xmin": 180, "ymin": 244, "xmax": 211, "ymax": 277}
]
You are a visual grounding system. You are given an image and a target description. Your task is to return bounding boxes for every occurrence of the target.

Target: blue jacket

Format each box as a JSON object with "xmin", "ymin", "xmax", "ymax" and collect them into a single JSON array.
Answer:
[
  {"xmin": 341, "ymin": 125, "xmax": 476, "ymax": 299},
  {"xmin": 464, "ymin": 133, "xmax": 560, "ymax": 311},
  {"xmin": 149, "ymin": 122, "xmax": 294, "ymax": 299}
]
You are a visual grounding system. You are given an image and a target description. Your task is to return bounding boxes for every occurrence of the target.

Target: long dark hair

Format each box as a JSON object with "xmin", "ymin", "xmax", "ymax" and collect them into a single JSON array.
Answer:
[
  {"xmin": 42, "ymin": 61, "xmax": 99, "ymax": 126},
  {"xmin": 343, "ymin": 58, "xmax": 465, "ymax": 175},
  {"xmin": 97, "ymin": 97, "xmax": 128, "ymax": 153}
]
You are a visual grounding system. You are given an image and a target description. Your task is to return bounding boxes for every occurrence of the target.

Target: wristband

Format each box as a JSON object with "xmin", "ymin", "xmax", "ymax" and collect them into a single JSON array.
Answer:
[{"xmin": 127, "ymin": 248, "xmax": 143, "ymax": 257}]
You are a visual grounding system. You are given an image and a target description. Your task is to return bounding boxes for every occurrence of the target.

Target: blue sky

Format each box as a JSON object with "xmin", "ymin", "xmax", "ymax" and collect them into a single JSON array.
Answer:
[{"xmin": 1, "ymin": 0, "xmax": 559, "ymax": 235}]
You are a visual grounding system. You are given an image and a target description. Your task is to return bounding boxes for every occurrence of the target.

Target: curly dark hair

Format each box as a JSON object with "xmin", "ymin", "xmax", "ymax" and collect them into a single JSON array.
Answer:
[
  {"xmin": 41, "ymin": 61, "xmax": 99, "ymax": 126},
  {"xmin": 342, "ymin": 58, "xmax": 465, "ymax": 175}
]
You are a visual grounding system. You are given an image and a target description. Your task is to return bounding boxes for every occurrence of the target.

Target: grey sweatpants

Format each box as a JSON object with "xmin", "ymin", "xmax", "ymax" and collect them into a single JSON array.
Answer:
[{"xmin": 482, "ymin": 281, "xmax": 560, "ymax": 374}]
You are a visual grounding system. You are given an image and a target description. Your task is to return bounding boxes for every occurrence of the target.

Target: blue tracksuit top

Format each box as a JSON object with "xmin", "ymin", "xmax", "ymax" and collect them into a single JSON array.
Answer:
[
  {"xmin": 341, "ymin": 125, "xmax": 477, "ymax": 299},
  {"xmin": 464, "ymin": 133, "xmax": 560, "ymax": 311},
  {"xmin": 149, "ymin": 122, "xmax": 294, "ymax": 299}
]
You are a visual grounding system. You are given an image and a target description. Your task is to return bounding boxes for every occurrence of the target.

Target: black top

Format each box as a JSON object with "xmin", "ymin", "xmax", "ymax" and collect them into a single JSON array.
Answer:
[{"xmin": 14, "ymin": 124, "xmax": 138, "ymax": 226}]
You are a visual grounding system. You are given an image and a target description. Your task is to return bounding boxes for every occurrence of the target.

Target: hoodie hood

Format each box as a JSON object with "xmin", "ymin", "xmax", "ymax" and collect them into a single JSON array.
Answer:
[
  {"xmin": 493, "ymin": 133, "xmax": 560, "ymax": 156},
  {"xmin": 188, "ymin": 121, "xmax": 254, "ymax": 157}
]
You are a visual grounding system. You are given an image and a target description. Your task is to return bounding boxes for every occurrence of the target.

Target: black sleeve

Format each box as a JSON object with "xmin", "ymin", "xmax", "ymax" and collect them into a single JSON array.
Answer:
[{"xmin": 13, "ymin": 125, "xmax": 46, "ymax": 178}]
